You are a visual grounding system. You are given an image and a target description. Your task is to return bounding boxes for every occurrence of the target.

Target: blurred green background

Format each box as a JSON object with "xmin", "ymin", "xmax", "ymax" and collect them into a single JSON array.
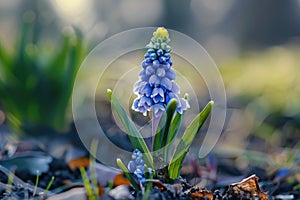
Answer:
[{"xmin": 0, "ymin": 0, "xmax": 300, "ymax": 169}]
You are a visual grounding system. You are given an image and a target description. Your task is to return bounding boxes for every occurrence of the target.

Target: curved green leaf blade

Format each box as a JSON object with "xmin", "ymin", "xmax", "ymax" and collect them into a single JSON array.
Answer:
[
  {"xmin": 168, "ymin": 113, "xmax": 182, "ymax": 143},
  {"xmin": 168, "ymin": 101, "xmax": 214, "ymax": 179},
  {"xmin": 167, "ymin": 151, "xmax": 187, "ymax": 179},
  {"xmin": 153, "ymin": 99, "xmax": 177, "ymax": 152},
  {"xmin": 0, "ymin": 43, "xmax": 12, "ymax": 71},
  {"xmin": 107, "ymin": 89, "xmax": 153, "ymax": 168},
  {"xmin": 164, "ymin": 112, "xmax": 183, "ymax": 161}
]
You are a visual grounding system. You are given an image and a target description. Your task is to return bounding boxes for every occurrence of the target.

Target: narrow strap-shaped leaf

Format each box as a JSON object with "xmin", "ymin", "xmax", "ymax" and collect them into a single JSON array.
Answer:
[
  {"xmin": 167, "ymin": 112, "xmax": 182, "ymax": 145},
  {"xmin": 164, "ymin": 112, "xmax": 183, "ymax": 161},
  {"xmin": 165, "ymin": 93, "xmax": 188, "ymax": 158},
  {"xmin": 54, "ymin": 32, "xmax": 84, "ymax": 129},
  {"xmin": 0, "ymin": 43, "xmax": 12, "ymax": 71},
  {"xmin": 153, "ymin": 99, "xmax": 177, "ymax": 152},
  {"xmin": 17, "ymin": 20, "xmax": 30, "ymax": 63},
  {"xmin": 116, "ymin": 159, "xmax": 140, "ymax": 191},
  {"xmin": 167, "ymin": 150, "xmax": 187, "ymax": 179},
  {"xmin": 49, "ymin": 34, "xmax": 70, "ymax": 76},
  {"xmin": 107, "ymin": 89, "xmax": 153, "ymax": 168},
  {"xmin": 168, "ymin": 101, "xmax": 214, "ymax": 179}
]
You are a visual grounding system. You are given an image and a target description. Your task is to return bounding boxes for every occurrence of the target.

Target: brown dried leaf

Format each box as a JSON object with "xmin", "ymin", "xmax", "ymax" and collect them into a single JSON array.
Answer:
[
  {"xmin": 224, "ymin": 174, "xmax": 268, "ymax": 200},
  {"xmin": 98, "ymin": 185, "xmax": 105, "ymax": 196},
  {"xmin": 151, "ymin": 179, "xmax": 168, "ymax": 191},
  {"xmin": 189, "ymin": 188, "xmax": 213, "ymax": 200},
  {"xmin": 113, "ymin": 173, "xmax": 131, "ymax": 186},
  {"xmin": 67, "ymin": 156, "xmax": 90, "ymax": 171}
]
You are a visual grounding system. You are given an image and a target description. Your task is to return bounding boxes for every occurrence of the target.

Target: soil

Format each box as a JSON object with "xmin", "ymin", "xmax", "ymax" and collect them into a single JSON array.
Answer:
[{"xmin": 0, "ymin": 126, "xmax": 299, "ymax": 200}]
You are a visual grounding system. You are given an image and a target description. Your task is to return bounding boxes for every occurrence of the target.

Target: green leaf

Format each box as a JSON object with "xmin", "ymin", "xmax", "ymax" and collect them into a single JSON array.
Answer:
[
  {"xmin": 0, "ymin": 43, "xmax": 12, "ymax": 71},
  {"xmin": 116, "ymin": 158, "xmax": 140, "ymax": 191},
  {"xmin": 107, "ymin": 89, "xmax": 153, "ymax": 168},
  {"xmin": 164, "ymin": 112, "xmax": 183, "ymax": 161},
  {"xmin": 167, "ymin": 151, "xmax": 187, "ymax": 179},
  {"xmin": 168, "ymin": 101, "xmax": 214, "ymax": 179},
  {"xmin": 0, "ymin": 22, "xmax": 86, "ymax": 134},
  {"xmin": 53, "ymin": 31, "xmax": 84, "ymax": 129},
  {"xmin": 79, "ymin": 167, "xmax": 94, "ymax": 197},
  {"xmin": 166, "ymin": 93, "xmax": 189, "ymax": 150},
  {"xmin": 167, "ymin": 112, "xmax": 182, "ymax": 145},
  {"xmin": 153, "ymin": 99, "xmax": 177, "ymax": 152},
  {"xmin": 49, "ymin": 34, "xmax": 70, "ymax": 77}
]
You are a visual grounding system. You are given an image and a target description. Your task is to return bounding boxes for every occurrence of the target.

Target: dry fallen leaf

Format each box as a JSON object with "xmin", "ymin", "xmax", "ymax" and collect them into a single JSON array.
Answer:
[
  {"xmin": 98, "ymin": 185, "xmax": 105, "ymax": 196},
  {"xmin": 113, "ymin": 173, "xmax": 131, "ymax": 186},
  {"xmin": 150, "ymin": 179, "xmax": 168, "ymax": 191},
  {"xmin": 223, "ymin": 174, "xmax": 268, "ymax": 200},
  {"xmin": 189, "ymin": 188, "xmax": 213, "ymax": 200},
  {"xmin": 67, "ymin": 156, "xmax": 90, "ymax": 170}
]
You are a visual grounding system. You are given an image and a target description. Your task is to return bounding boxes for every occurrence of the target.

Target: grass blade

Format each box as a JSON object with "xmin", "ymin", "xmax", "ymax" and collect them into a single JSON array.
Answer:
[
  {"xmin": 168, "ymin": 101, "xmax": 214, "ymax": 179},
  {"xmin": 80, "ymin": 167, "xmax": 94, "ymax": 198},
  {"xmin": 90, "ymin": 139, "xmax": 99, "ymax": 197},
  {"xmin": 44, "ymin": 176, "xmax": 55, "ymax": 197},
  {"xmin": 33, "ymin": 170, "xmax": 40, "ymax": 197}
]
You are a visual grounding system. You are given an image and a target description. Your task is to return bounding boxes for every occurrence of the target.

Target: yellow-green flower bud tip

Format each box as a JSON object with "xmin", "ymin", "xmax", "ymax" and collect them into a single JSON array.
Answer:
[{"xmin": 153, "ymin": 27, "xmax": 169, "ymax": 39}]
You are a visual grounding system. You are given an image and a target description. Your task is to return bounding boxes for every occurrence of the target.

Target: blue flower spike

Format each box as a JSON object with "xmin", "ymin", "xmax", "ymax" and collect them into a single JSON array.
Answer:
[
  {"xmin": 132, "ymin": 27, "xmax": 190, "ymax": 118},
  {"xmin": 127, "ymin": 149, "xmax": 149, "ymax": 187}
]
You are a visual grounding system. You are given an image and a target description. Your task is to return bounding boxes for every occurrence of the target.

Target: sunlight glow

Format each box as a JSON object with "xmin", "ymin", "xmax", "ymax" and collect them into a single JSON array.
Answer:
[
  {"xmin": 54, "ymin": 0, "xmax": 91, "ymax": 17},
  {"xmin": 52, "ymin": 0, "xmax": 95, "ymax": 31}
]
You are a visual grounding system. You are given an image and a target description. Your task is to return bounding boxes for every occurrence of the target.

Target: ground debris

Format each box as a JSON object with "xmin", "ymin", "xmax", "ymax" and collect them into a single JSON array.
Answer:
[
  {"xmin": 222, "ymin": 174, "xmax": 268, "ymax": 200},
  {"xmin": 187, "ymin": 187, "xmax": 213, "ymax": 200}
]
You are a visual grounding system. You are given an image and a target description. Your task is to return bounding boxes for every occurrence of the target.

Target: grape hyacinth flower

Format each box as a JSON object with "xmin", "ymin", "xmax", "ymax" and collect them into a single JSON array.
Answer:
[
  {"xmin": 113, "ymin": 27, "xmax": 214, "ymax": 184},
  {"xmin": 132, "ymin": 27, "xmax": 190, "ymax": 118},
  {"xmin": 127, "ymin": 149, "xmax": 148, "ymax": 186}
]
